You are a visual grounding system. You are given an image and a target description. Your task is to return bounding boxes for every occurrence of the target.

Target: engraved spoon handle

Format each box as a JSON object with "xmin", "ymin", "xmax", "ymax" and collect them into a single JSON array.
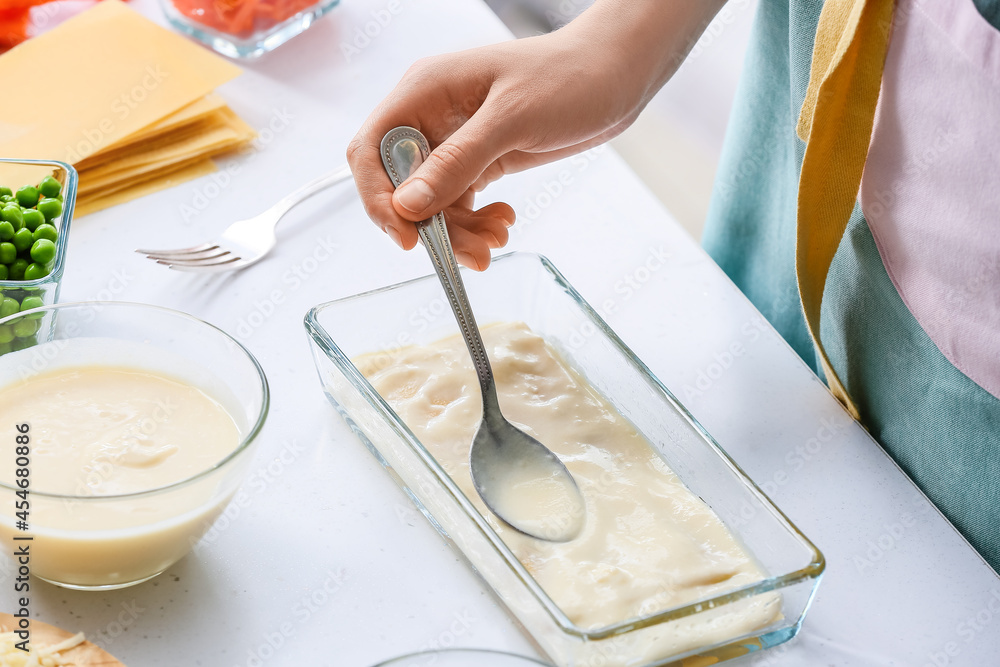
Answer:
[
  {"xmin": 380, "ymin": 127, "xmax": 500, "ymax": 413},
  {"xmin": 417, "ymin": 213, "xmax": 500, "ymax": 411}
]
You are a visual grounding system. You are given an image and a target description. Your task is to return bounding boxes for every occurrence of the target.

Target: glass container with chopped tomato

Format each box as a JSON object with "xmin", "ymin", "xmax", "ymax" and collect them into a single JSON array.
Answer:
[{"xmin": 162, "ymin": 0, "xmax": 339, "ymax": 58}]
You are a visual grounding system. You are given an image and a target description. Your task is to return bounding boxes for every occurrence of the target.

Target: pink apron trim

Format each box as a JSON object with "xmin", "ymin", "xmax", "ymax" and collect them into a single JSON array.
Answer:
[{"xmin": 860, "ymin": 0, "xmax": 1000, "ymax": 399}]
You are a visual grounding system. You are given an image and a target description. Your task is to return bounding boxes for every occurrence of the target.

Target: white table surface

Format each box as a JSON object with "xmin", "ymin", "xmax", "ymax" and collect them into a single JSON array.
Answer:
[{"xmin": 23, "ymin": 0, "xmax": 1000, "ymax": 665}]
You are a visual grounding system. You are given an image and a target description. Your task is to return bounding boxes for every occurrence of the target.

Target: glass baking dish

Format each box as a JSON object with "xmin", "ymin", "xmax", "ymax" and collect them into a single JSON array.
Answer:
[{"xmin": 305, "ymin": 252, "xmax": 824, "ymax": 666}]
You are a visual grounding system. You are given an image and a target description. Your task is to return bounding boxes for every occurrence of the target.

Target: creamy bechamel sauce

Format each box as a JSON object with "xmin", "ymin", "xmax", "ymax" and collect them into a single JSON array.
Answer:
[
  {"xmin": 0, "ymin": 366, "xmax": 240, "ymax": 496},
  {"xmin": 0, "ymin": 365, "xmax": 241, "ymax": 587},
  {"xmin": 355, "ymin": 322, "xmax": 779, "ymax": 635}
]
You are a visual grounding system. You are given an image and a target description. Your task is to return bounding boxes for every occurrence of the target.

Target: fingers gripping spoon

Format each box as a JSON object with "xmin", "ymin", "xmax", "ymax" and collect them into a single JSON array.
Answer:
[{"xmin": 380, "ymin": 126, "xmax": 585, "ymax": 542}]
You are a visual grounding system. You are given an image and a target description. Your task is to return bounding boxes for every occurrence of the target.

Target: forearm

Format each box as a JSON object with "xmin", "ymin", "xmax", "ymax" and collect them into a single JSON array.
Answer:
[
  {"xmin": 347, "ymin": 0, "xmax": 728, "ymax": 269},
  {"xmin": 564, "ymin": 0, "xmax": 729, "ymax": 107}
]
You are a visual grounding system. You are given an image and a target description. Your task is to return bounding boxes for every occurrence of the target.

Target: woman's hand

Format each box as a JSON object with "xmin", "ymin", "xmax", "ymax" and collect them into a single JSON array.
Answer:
[{"xmin": 346, "ymin": 0, "xmax": 725, "ymax": 269}]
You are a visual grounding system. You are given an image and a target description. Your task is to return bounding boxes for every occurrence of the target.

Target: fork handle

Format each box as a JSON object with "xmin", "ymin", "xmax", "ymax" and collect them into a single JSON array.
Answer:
[{"xmin": 269, "ymin": 164, "xmax": 354, "ymax": 220}]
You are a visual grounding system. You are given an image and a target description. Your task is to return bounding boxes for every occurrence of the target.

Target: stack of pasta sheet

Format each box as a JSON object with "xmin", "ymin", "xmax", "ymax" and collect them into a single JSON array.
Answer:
[{"xmin": 0, "ymin": 0, "xmax": 256, "ymax": 216}]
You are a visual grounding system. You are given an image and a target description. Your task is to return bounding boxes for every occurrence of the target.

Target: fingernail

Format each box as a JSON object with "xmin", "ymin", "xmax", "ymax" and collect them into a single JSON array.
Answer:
[
  {"xmin": 395, "ymin": 178, "xmax": 435, "ymax": 213},
  {"xmin": 384, "ymin": 226, "xmax": 404, "ymax": 249},
  {"xmin": 456, "ymin": 251, "xmax": 478, "ymax": 269}
]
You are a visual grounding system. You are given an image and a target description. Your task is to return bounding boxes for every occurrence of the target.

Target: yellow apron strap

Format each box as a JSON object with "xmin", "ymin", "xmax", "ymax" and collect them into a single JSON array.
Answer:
[{"xmin": 795, "ymin": 0, "xmax": 895, "ymax": 420}]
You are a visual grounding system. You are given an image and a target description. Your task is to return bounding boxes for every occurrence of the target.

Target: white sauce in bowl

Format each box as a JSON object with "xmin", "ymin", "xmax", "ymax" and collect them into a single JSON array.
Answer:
[{"xmin": 0, "ymin": 365, "xmax": 241, "ymax": 587}]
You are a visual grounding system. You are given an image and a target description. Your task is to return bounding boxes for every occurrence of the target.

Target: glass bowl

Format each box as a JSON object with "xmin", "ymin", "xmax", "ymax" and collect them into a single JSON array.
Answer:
[
  {"xmin": 305, "ymin": 252, "xmax": 824, "ymax": 667},
  {"xmin": 0, "ymin": 301, "xmax": 268, "ymax": 590},
  {"xmin": 0, "ymin": 159, "xmax": 76, "ymax": 355},
  {"xmin": 161, "ymin": 0, "xmax": 340, "ymax": 59},
  {"xmin": 374, "ymin": 649, "xmax": 551, "ymax": 666}
]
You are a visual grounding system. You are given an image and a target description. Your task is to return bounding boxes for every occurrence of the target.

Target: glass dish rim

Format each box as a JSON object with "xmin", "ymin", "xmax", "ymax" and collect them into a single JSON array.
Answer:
[
  {"xmin": 372, "ymin": 647, "xmax": 552, "ymax": 666},
  {"xmin": 304, "ymin": 251, "xmax": 825, "ymax": 641},
  {"xmin": 0, "ymin": 300, "xmax": 270, "ymax": 501},
  {"xmin": 0, "ymin": 159, "xmax": 76, "ymax": 289}
]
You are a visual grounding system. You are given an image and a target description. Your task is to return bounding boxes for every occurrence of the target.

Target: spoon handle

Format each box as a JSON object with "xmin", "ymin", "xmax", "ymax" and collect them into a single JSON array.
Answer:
[
  {"xmin": 379, "ymin": 126, "xmax": 500, "ymax": 412},
  {"xmin": 416, "ymin": 213, "xmax": 500, "ymax": 410}
]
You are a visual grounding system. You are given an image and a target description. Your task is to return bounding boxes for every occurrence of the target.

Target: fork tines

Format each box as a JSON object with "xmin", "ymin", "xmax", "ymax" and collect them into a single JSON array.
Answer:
[{"xmin": 136, "ymin": 244, "xmax": 247, "ymax": 272}]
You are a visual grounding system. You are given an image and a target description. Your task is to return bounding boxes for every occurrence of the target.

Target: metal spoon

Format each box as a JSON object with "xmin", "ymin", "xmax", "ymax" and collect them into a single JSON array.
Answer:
[{"xmin": 380, "ymin": 126, "xmax": 585, "ymax": 542}]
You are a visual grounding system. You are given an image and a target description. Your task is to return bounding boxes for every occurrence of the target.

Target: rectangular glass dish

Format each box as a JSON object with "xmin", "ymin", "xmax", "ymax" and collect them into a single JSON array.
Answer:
[{"xmin": 305, "ymin": 252, "xmax": 824, "ymax": 666}]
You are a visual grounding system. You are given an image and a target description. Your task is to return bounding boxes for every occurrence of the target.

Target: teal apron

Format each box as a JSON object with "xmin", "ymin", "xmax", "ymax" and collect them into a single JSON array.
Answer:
[{"xmin": 702, "ymin": 0, "xmax": 1000, "ymax": 570}]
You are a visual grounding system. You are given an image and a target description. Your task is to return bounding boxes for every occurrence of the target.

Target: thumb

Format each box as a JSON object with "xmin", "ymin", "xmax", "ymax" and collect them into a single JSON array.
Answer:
[{"xmin": 392, "ymin": 114, "xmax": 505, "ymax": 221}]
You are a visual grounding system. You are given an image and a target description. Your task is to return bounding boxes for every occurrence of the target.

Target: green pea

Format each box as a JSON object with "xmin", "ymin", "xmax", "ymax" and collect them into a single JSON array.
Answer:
[
  {"xmin": 0, "ymin": 325, "xmax": 13, "ymax": 344},
  {"xmin": 19, "ymin": 295, "xmax": 43, "ymax": 311},
  {"xmin": 12, "ymin": 228, "xmax": 33, "ymax": 254},
  {"xmin": 0, "ymin": 242, "xmax": 15, "ymax": 264},
  {"xmin": 10, "ymin": 335, "xmax": 32, "ymax": 350},
  {"xmin": 1, "ymin": 205, "xmax": 23, "ymax": 229},
  {"xmin": 29, "ymin": 239, "xmax": 55, "ymax": 265},
  {"xmin": 0, "ymin": 187, "xmax": 11, "ymax": 198},
  {"xmin": 12, "ymin": 317, "xmax": 37, "ymax": 337},
  {"xmin": 36, "ymin": 198, "xmax": 61, "ymax": 222},
  {"xmin": 21, "ymin": 209, "xmax": 44, "ymax": 231},
  {"xmin": 0, "ymin": 297, "xmax": 18, "ymax": 318},
  {"xmin": 15, "ymin": 185, "xmax": 38, "ymax": 208},
  {"xmin": 32, "ymin": 224, "xmax": 57, "ymax": 243},
  {"xmin": 0, "ymin": 222, "xmax": 14, "ymax": 241},
  {"xmin": 0, "ymin": 342, "xmax": 11, "ymax": 355},
  {"xmin": 0, "ymin": 266, "xmax": 8, "ymax": 281},
  {"xmin": 23, "ymin": 263, "xmax": 48, "ymax": 281},
  {"xmin": 8, "ymin": 259, "xmax": 28, "ymax": 281},
  {"xmin": 38, "ymin": 176, "xmax": 61, "ymax": 199}
]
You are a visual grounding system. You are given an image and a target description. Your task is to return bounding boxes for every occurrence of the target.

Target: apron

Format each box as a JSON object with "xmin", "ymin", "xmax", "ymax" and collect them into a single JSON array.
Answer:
[
  {"xmin": 797, "ymin": 0, "xmax": 1000, "ymax": 566},
  {"xmin": 860, "ymin": 0, "xmax": 1000, "ymax": 401}
]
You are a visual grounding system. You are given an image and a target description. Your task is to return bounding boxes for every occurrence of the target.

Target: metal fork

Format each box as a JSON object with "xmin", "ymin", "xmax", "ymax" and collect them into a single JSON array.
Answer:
[{"xmin": 137, "ymin": 165, "xmax": 353, "ymax": 273}]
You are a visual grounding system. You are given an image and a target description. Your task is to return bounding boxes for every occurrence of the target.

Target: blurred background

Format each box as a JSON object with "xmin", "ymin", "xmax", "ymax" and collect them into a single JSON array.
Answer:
[{"xmin": 482, "ymin": 0, "xmax": 759, "ymax": 240}]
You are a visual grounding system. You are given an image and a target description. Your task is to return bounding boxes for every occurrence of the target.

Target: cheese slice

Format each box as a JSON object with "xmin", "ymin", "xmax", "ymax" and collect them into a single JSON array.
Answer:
[{"xmin": 0, "ymin": 0, "xmax": 241, "ymax": 163}]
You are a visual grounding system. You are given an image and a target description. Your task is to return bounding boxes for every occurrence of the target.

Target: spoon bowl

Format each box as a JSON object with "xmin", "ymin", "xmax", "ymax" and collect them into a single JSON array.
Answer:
[{"xmin": 471, "ymin": 411, "xmax": 586, "ymax": 541}]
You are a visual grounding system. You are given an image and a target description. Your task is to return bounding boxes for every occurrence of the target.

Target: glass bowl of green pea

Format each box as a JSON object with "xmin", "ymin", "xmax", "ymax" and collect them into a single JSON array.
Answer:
[{"xmin": 0, "ymin": 159, "xmax": 76, "ymax": 354}]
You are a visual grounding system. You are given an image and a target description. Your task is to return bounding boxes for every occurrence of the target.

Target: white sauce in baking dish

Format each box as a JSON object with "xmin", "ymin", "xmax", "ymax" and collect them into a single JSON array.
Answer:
[{"xmin": 354, "ymin": 322, "xmax": 780, "ymax": 639}]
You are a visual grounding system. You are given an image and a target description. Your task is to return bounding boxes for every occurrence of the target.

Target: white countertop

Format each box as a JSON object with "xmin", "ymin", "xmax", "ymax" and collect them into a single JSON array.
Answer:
[{"xmin": 27, "ymin": 0, "xmax": 1000, "ymax": 665}]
